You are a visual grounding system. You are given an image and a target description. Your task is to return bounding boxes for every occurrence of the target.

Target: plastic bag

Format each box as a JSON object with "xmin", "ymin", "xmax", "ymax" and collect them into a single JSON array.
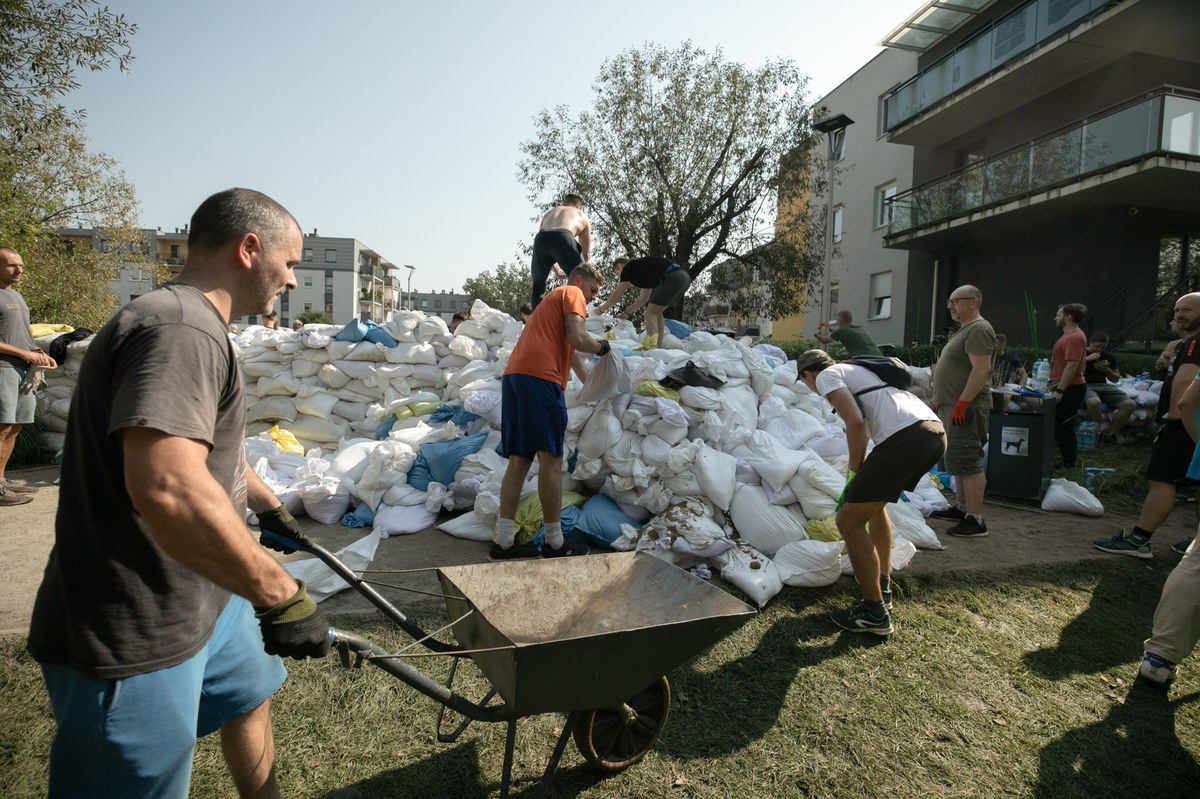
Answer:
[
  {"xmin": 1041, "ymin": 478, "xmax": 1104, "ymax": 516},
  {"xmin": 576, "ymin": 349, "xmax": 633, "ymax": 404}
]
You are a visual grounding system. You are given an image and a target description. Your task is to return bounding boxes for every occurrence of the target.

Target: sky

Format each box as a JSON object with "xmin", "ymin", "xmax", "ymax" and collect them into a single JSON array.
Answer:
[{"xmin": 69, "ymin": 0, "xmax": 921, "ymax": 293}]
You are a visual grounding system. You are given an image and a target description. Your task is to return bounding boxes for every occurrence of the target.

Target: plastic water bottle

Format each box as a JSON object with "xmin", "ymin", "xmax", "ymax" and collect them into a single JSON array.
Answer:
[
  {"xmin": 1084, "ymin": 467, "xmax": 1116, "ymax": 494},
  {"xmin": 1031, "ymin": 359, "xmax": 1050, "ymax": 393},
  {"xmin": 1076, "ymin": 420, "xmax": 1098, "ymax": 451}
]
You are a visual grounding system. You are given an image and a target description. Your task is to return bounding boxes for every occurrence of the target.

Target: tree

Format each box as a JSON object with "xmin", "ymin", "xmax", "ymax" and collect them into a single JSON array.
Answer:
[
  {"xmin": 1, "ymin": 0, "xmax": 142, "ymax": 327},
  {"xmin": 461, "ymin": 259, "xmax": 534, "ymax": 318},
  {"xmin": 298, "ymin": 310, "xmax": 334, "ymax": 325},
  {"xmin": 518, "ymin": 42, "xmax": 824, "ymax": 321}
]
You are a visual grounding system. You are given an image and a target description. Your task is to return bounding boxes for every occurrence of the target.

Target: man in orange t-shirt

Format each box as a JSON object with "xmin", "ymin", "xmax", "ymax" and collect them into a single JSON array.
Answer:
[
  {"xmin": 1047, "ymin": 302, "xmax": 1088, "ymax": 468},
  {"xmin": 492, "ymin": 263, "xmax": 609, "ymax": 560}
]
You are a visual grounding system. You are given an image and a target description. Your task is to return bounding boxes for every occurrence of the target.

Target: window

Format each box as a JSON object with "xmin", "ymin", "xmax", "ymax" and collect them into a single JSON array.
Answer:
[
  {"xmin": 170, "ymin": 244, "xmax": 180, "ymax": 258},
  {"xmin": 421, "ymin": 299, "xmax": 429, "ymax": 308},
  {"xmin": 303, "ymin": 302, "xmax": 313, "ymax": 312},
  {"xmin": 875, "ymin": 181, "xmax": 897, "ymax": 229},
  {"xmin": 833, "ymin": 206, "xmax": 845, "ymax": 243},
  {"xmin": 325, "ymin": 302, "xmax": 333, "ymax": 314},
  {"xmin": 870, "ymin": 271, "xmax": 893, "ymax": 319},
  {"xmin": 829, "ymin": 127, "xmax": 847, "ymax": 162},
  {"xmin": 434, "ymin": 299, "xmax": 443, "ymax": 309},
  {"xmin": 449, "ymin": 300, "xmax": 457, "ymax": 309},
  {"xmin": 303, "ymin": 248, "xmax": 313, "ymax": 262},
  {"xmin": 324, "ymin": 249, "xmax": 337, "ymax": 263}
]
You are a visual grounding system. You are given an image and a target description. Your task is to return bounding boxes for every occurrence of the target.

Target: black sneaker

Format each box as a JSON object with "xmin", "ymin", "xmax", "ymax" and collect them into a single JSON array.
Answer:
[
  {"xmin": 487, "ymin": 542, "xmax": 540, "ymax": 561},
  {"xmin": 930, "ymin": 506, "xmax": 966, "ymax": 521},
  {"xmin": 882, "ymin": 589, "xmax": 893, "ymax": 611},
  {"xmin": 946, "ymin": 516, "xmax": 989, "ymax": 537},
  {"xmin": 541, "ymin": 537, "xmax": 590, "ymax": 558},
  {"xmin": 830, "ymin": 602, "xmax": 893, "ymax": 636},
  {"xmin": 1172, "ymin": 538, "xmax": 1193, "ymax": 557}
]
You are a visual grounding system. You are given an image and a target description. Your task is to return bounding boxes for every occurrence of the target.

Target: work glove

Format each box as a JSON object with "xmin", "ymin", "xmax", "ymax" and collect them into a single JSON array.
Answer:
[
  {"xmin": 931, "ymin": 402, "xmax": 940, "ymax": 413},
  {"xmin": 255, "ymin": 580, "xmax": 331, "ymax": 660},
  {"xmin": 836, "ymin": 469, "xmax": 857, "ymax": 511},
  {"xmin": 951, "ymin": 400, "xmax": 971, "ymax": 426},
  {"xmin": 257, "ymin": 504, "xmax": 309, "ymax": 554}
]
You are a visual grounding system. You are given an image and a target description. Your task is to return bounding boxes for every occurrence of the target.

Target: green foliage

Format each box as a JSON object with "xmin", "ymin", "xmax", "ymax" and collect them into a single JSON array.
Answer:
[
  {"xmin": 518, "ymin": 42, "xmax": 820, "ymax": 320},
  {"xmin": 298, "ymin": 310, "xmax": 333, "ymax": 325},
  {"xmin": 0, "ymin": 0, "xmax": 142, "ymax": 328},
  {"xmin": 461, "ymin": 260, "xmax": 533, "ymax": 318}
]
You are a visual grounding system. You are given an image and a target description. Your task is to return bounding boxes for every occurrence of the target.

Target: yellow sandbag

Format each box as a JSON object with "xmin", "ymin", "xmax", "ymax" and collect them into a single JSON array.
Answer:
[
  {"xmin": 513, "ymin": 490, "xmax": 587, "ymax": 544},
  {"xmin": 634, "ymin": 333, "xmax": 659, "ymax": 352},
  {"xmin": 408, "ymin": 401, "xmax": 440, "ymax": 417},
  {"xmin": 805, "ymin": 514, "xmax": 842, "ymax": 542},
  {"xmin": 633, "ymin": 380, "xmax": 680, "ymax": 400},
  {"xmin": 394, "ymin": 406, "xmax": 414, "ymax": 421},
  {"xmin": 266, "ymin": 424, "xmax": 305, "ymax": 455},
  {"xmin": 31, "ymin": 323, "xmax": 74, "ymax": 338}
]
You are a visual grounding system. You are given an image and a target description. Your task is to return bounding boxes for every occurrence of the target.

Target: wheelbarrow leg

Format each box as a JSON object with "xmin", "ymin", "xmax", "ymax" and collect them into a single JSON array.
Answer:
[
  {"xmin": 533, "ymin": 712, "xmax": 580, "ymax": 797},
  {"xmin": 499, "ymin": 718, "xmax": 518, "ymax": 799}
]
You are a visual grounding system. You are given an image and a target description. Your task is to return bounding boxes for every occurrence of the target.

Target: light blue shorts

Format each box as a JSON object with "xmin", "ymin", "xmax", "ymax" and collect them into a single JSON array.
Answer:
[
  {"xmin": 41, "ymin": 595, "xmax": 287, "ymax": 799},
  {"xmin": 0, "ymin": 365, "xmax": 35, "ymax": 424}
]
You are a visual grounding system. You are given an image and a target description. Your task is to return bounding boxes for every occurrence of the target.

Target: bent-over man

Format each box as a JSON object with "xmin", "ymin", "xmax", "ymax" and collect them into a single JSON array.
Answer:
[{"xmin": 592, "ymin": 255, "xmax": 691, "ymax": 346}]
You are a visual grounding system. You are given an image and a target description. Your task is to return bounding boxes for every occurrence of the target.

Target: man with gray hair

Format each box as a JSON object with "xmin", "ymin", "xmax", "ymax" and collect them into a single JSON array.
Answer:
[
  {"xmin": 0, "ymin": 247, "xmax": 57, "ymax": 505},
  {"xmin": 29, "ymin": 188, "xmax": 330, "ymax": 798},
  {"xmin": 930, "ymin": 284, "xmax": 996, "ymax": 537}
]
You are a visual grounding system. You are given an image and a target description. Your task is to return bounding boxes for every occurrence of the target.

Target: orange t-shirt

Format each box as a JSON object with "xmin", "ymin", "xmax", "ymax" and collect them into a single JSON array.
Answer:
[{"xmin": 505, "ymin": 285, "xmax": 588, "ymax": 387}]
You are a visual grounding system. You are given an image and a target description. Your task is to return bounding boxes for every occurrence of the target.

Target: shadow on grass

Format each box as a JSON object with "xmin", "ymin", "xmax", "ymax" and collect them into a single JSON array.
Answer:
[
  {"xmin": 1022, "ymin": 562, "xmax": 1168, "ymax": 679},
  {"xmin": 1034, "ymin": 682, "xmax": 1200, "ymax": 798}
]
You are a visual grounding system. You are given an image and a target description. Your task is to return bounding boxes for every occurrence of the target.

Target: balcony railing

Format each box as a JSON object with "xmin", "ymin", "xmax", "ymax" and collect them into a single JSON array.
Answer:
[
  {"xmin": 885, "ymin": 87, "xmax": 1200, "ymax": 237},
  {"xmin": 883, "ymin": 0, "xmax": 1116, "ymax": 133}
]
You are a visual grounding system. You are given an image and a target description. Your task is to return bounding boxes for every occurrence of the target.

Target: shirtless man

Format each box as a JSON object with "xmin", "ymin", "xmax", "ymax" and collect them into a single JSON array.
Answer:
[{"xmin": 530, "ymin": 192, "xmax": 591, "ymax": 310}]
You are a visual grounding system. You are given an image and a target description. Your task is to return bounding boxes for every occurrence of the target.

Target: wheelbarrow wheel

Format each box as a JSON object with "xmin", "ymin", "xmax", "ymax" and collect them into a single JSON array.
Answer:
[{"xmin": 574, "ymin": 676, "xmax": 670, "ymax": 771}]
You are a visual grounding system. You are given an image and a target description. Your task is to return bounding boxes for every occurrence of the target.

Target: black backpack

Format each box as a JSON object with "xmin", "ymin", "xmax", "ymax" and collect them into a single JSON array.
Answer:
[{"xmin": 844, "ymin": 355, "xmax": 913, "ymax": 400}]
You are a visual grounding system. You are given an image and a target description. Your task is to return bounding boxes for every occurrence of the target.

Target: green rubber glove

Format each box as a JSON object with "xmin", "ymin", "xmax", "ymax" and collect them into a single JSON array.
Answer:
[
  {"xmin": 257, "ymin": 504, "xmax": 309, "ymax": 554},
  {"xmin": 836, "ymin": 469, "xmax": 857, "ymax": 511},
  {"xmin": 255, "ymin": 580, "xmax": 331, "ymax": 660}
]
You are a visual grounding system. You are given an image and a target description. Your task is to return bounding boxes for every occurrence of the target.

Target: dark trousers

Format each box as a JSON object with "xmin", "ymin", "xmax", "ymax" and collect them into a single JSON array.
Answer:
[{"xmin": 1054, "ymin": 383, "xmax": 1088, "ymax": 467}]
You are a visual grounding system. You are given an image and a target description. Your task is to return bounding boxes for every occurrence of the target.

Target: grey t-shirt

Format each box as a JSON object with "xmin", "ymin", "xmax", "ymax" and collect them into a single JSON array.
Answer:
[
  {"xmin": 0, "ymin": 287, "xmax": 36, "ymax": 369},
  {"xmin": 28, "ymin": 283, "xmax": 248, "ymax": 679},
  {"xmin": 933, "ymin": 317, "xmax": 997, "ymax": 407}
]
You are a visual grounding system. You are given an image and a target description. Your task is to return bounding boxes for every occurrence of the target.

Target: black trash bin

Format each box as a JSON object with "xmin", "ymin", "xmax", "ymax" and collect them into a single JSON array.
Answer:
[{"xmin": 987, "ymin": 393, "xmax": 1055, "ymax": 501}]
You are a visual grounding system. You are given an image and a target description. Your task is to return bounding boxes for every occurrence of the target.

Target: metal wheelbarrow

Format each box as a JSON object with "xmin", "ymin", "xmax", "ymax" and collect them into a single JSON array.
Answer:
[{"xmin": 268, "ymin": 530, "xmax": 756, "ymax": 797}]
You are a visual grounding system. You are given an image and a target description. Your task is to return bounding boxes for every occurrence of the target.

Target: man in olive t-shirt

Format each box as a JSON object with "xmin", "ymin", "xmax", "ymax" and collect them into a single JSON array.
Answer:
[{"xmin": 816, "ymin": 310, "xmax": 883, "ymax": 357}]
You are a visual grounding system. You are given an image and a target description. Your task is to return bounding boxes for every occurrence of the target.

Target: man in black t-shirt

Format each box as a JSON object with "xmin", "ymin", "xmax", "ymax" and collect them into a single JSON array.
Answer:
[
  {"xmin": 592, "ymin": 255, "xmax": 692, "ymax": 345},
  {"xmin": 1081, "ymin": 331, "xmax": 1136, "ymax": 443},
  {"xmin": 28, "ymin": 189, "xmax": 330, "ymax": 798}
]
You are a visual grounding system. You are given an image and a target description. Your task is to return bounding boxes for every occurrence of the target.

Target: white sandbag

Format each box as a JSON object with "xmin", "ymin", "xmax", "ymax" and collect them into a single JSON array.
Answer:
[
  {"xmin": 317, "ymin": 363, "xmax": 352, "ymax": 389},
  {"xmin": 344, "ymin": 341, "xmax": 386, "ymax": 362},
  {"xmin": 287, "ymin": 413, "xmax": 351, "ymax": 444},
  {"xmin": 325, "ymin": 438, "xmax": 381, "ymax": 483},
  {"xmin": 331, "ymin": 359, "xmax": 378, "ymax": 379},
  {"xmin": 719, "ymin": 384, "xmax": 760, "ymax": 430},
  {"xmin": 246, "ymin": 397, "xmax": 297, "ymax": 423},
  {"xmin": 297, "ymin": 475, "xmax": 352, "ymax": 524},
  {"xmin": 679, "ymin": 385, "xmax": 723, "ymax": 410},
  {"xmin": 773, "ymin": 539, "xmax": 845, "ymax": 587},
  {"xmin": 437, "ymin": 510, "xmax": 495, "ymax": 542},
  {"xmin": 713, "ymin": 543, "xmax": 783, "ymax": 608},
  {"xmin": 695, "ymin": 442, "xmax": 737, "ymax": 511},
  {"xmin": 728, "ymin": 484, "xmax": 808, "ymax": 556},
  {"xmin": 840, "ymin": 537, "xmax": 918, "ymax": 575},
  {"xmin": 1041, "ymin": 478, "xmax": 1104, "ymax": 516},
  {"xmin": 372, "ymin": 502, "xmax": 438, "ymax": 539},
  {"xmin": 578, "ymin": 400, "xmax": 622, "ymax": 460},
  {"xmin": 256, "ymin": 372, "xmax": 302, "ymax": 397},
  {"xmin": 241, "ymin": 360, "xmax": 291, "ymax": 379},
  {"xmin": 577, "ymin": 349, "xmax": 633, "ymax": 404},
  {"xmin": 292, "ymin": 385, "xmax": 340, "ymax": 419},
  {"xmin": 449, "ymin": 336, "xmax": 489, "ymax": 361},
  {"xmin": 283, "ymin": 531, "xmax": 380, "ymax": 602},
  {"xmin": 731, "ymin": 429, "xmax": 805, "ymax": 492},
  {"xmin": 384, "ymin": 342, "xmax": 438, "ymax": 365},
  {"xmin": 885, "ymin": 501, "xmax": 946, "ymax": 550}
]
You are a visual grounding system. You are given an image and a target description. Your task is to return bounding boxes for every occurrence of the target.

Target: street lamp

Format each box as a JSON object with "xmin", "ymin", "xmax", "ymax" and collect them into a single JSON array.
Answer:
[
  {"xmin": 403, "ymin": 264, "xmax": 416, "ymax": 310},
  {"xmin": 811, "ymin": 112, "xmax": 854, "ymax": 338}
]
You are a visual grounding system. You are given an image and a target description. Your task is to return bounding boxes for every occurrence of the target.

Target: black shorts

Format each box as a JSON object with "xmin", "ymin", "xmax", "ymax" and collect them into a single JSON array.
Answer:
[
  {"xmin": 846, "ymin": 420, "xmax": 948, "ymax": 504},
  {"xmin": 1145, "ymin": 419, "xmax": 1197, "ymax": 484}
]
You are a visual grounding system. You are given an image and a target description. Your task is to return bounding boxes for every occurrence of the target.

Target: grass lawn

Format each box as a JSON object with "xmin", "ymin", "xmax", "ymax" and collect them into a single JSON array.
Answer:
[{"xmin": 4, "ymin": 557, "xmax": 1198, "ymax": 798}]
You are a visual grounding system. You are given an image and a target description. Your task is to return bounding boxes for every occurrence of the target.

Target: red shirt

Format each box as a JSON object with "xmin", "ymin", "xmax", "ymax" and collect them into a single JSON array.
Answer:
[
  {"xmin": 505, "ymin": 285, "xmax": 588, "ymax": 387},
  {"xmin": 1051, "ymin": 328, "xmax": 1087, "ymax": 385}
]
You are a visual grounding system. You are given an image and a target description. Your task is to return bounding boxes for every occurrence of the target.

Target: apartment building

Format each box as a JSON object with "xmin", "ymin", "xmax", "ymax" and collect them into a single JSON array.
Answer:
[
  {"xmin": 405, "ymin": 288, "xmax": 477, "ymax": 324},
  {"xmin": 876, "ymin": 0, "xmax": 1200, "ymax": 348}
]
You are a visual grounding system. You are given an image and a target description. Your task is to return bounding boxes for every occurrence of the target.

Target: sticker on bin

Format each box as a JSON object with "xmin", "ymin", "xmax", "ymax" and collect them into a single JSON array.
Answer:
[{"xmin": 1000, "ymin": 426, "xmax": 1029, "ymax": 456}]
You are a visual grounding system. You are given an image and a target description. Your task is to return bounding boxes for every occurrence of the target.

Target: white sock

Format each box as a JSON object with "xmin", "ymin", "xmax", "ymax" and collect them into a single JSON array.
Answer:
[
  {"xmin": 544, "ymin": 520, "xmax": 564, "ymax": 550},
  {"xmin": 497, "ymin": 518, "xmax": 516, "ymax": 548}
]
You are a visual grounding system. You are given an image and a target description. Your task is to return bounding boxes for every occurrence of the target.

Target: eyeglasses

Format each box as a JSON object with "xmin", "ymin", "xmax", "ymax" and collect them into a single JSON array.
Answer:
[{"xmin": 947, "ymin": 297, "xmax": 975, "ymax": 304}]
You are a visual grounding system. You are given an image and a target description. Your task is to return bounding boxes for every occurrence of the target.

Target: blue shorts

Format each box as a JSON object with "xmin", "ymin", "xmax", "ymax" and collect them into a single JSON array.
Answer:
[
  {"xmin": 498, "ymin": 373, "xmax": 567, "ymax": 459},
  {"xmin": 41, "ymin": 595, "xmax": 287, "ymax": 799},
  {"xmin": 0, "ymin": 365, "xmax": 35, "ymax": 424}
]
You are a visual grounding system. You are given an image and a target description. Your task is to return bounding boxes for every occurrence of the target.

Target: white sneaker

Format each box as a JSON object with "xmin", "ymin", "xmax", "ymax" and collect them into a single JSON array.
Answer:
[{"xmin": 1138, "ymin": 652, "xmax": 1177, "ymax": 684}]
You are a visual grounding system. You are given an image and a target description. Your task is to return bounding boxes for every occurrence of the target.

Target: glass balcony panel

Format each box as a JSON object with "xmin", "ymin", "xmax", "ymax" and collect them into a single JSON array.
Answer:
[
  {"xmin": 992, "ymin": 4, "xmax": 1038, "ymax": 62},
  {"xmin": 889, "ymin": 80, "xmax": 920, "ymax": 129},
  {"xmin": 1164, "ymin": 96, "xmax": 1200, "ymax": 156},
  {"xmin": 1081, "ymin": 100, "xmax": 1156, "ymax": 172},
  {"xmin": 916, "ymin": 7, "xmax": 971, "ymax": 30},
  {"xmin": 918, "ymin": 57, "xmax": 955, "ymax": 112},
  {"xmin": 1030, "ymin": 128, "xmax": 1082, "ymax": 187},
  {"xmin": 1037, "ymin": 0, "xmax": 1091, "ymax": 39},
  {"xmin": 952, "ymin": 30, "xmax": 993, "ymax": 91},
  {"xmin": 983, "ymin": 150, "xmax": 1031, "ymax": 205}
]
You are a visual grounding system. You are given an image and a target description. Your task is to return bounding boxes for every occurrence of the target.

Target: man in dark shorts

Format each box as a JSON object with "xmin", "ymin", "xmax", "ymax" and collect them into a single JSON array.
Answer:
[
  {"xmin": 592, "ymin": 255, "xmax": 692, "ymax": 346},
  {"xmin": 0, "ymin": 247, "xmax": 58, "ymax": 505},
  {"xmin": 797, "ymin": 349, "xmax": 947, "ymax": 635},
  {"xmin": 27, "ymin": 189, "xmax": 331, "ymax": 798},
  {"xmin": 529, "ymin": 192, "xmax": 591, "ymax": 310},
  {"xmin": 1094, "ymin": 291, "xmax": 1200, "ymax": 558},
  {"xmin": 1082, "ymin": 331, "xmax": 1136, "ymax": 444},
  {"xmin": 492, "ymin": 263, "xmax": 609, "ymax": 560}
]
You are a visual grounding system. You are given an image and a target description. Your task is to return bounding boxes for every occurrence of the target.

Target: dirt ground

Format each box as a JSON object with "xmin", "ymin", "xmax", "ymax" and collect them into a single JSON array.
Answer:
[{"xmin": 3, "ymin": 463, "xmax": 1195, "ymax": 635}]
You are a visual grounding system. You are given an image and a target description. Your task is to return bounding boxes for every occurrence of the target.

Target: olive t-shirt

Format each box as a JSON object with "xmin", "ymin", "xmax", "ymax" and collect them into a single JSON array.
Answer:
[
  {"xmin": 0, "ymin": 287, "xmax": 35, "ymax": 369},
  {"xmin": 830, "ymin": 324, "xmax": 883, "ymax": 357},
  {"xmin": 28, "ymin": 283, "xmax": 248, "ymax": 679},
  {"xmin": 933, "ymin": 317, "xmax": 996, "ymax": 407}
]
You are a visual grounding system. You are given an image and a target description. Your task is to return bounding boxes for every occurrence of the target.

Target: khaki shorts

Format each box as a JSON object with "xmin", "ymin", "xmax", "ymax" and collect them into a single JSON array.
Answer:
[{"xmin": 939, "ymin": 402, "xmax": 989, "ymax": 475}]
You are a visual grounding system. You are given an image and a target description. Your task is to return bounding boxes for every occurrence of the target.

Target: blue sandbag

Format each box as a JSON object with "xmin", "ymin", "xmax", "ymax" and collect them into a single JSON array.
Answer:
[
  {"xmin": 664, "ymin": 318, "xmax": 693, "ymax": 338},
  {"xmin": 574, "ymin": 493, "xmax": 643, "ymax": 547},
  {"xmin": 342, "ymin": 502, "xmax": 375, "ymax": 528},
  {"xmin": 363, "ymin": 323, "xmax": 399, "ymax": 347},
  {"xmin": 334, "ymin": 318, "xmax": 368, "ymax": 342},
  {"xmin": 408, "ymin": 430, "xmax": 489, "ymax": 490}
]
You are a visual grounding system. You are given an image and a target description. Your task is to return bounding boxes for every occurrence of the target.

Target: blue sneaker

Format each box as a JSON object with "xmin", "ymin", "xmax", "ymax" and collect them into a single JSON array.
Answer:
[
  {"xmin": 1138, "ymin": 652, "xmax": 1177, "ymax": 684},
  {"xmin": 830, "ymin": 602, "xmax": 893, "ymax": 636},
  {"xmin": 1093, "ymin": 529, "xmax": 1152, "ymax": 559}
]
